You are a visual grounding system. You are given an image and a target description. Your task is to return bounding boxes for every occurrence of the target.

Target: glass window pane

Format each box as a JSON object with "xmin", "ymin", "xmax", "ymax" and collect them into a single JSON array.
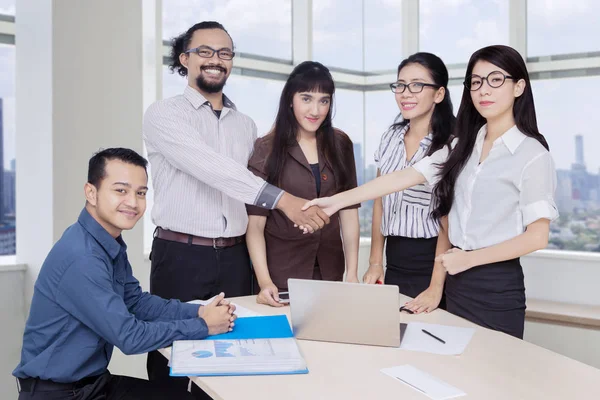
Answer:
[
  {"xmin": 364, "ymin": 1, "xmax": 402, "ymax": 72},
  {"xmin": 420, "ymin": 0, "xmax": 509, "ymax": 65},
  {"xmin": 532, "ymin": 77, "xmax": 600, "ymax": 252},
  {"xmin": 0, "ymin": 0, "xmax": 15, "ymax": 15},
  {"xmin": 332, "ymin": 89, "xmax": 368, "ymax": 234},
  {"xmin": 313, "ymin": 0, "xmax": 363, "ymax": 71},
  {"xmin": 162, "ymin": 0, "xmax": 292, "ymax": 60},
  {"xmin": 0, "ymin": 44, "xmax": 15, "ymax": 255},
  {"xmin": 528, "ymin": 0, "xmax": 600, "ymax": 57}
]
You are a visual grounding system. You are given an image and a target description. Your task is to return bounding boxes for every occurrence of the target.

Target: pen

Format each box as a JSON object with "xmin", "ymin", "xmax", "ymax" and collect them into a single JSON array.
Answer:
[{"xmin": 421, "ymin": 329, "xmax": 445, "ymax": 344}]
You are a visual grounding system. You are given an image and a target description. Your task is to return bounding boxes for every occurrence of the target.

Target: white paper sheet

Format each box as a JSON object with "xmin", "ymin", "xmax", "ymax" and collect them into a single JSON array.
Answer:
[
  {"xmin": 400, "ymin": 322, "xmax": 475, "ymax": 355},
  {"xmin": 381, "ymin": 365, "xmax": 466, "ymax": 400},
  {"xmin": 188, "ymin": 296, "xmax": 261, "ymax": 318}
]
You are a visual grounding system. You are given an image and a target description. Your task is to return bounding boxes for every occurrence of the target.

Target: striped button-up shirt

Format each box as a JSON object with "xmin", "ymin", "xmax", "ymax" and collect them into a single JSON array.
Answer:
[
  {"xmin": 143, "ymin": 86, "xmax": 283, "ymax": 238},
  {"xmin": 374, "ymin": 124, "xmax": 439, "ymax": 238}
]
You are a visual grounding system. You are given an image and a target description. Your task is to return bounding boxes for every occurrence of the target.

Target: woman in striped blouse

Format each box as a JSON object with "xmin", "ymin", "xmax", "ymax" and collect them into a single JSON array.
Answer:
[{"xmin": 363, "ymin": 53, "xmax": 455, "ymax": 310}]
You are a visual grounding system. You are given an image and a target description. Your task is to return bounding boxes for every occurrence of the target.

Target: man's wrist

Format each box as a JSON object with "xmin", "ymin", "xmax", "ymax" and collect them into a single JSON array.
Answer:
[
  {"xmin": 275, "ymin": 191, "xmax": 289, "ymax": 211},
  {"xmin": 197, "ymin": 305, "xmax": 204, "ymax": 318}
]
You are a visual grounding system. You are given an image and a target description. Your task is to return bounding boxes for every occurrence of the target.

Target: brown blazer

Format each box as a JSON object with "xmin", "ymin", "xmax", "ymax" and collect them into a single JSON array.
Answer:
[{"xmin": 246, "ymin": 130, "xmax": 360, "ymax": 291}]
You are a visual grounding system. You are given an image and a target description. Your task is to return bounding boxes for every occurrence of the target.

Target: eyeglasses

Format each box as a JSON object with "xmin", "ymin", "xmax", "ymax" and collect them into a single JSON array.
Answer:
[
  {"xmin": 389, "ymin": 82, "xmax": 441, "ymax": 94},
  {"xmin": 464, "ymin": 71, "xmax": 515, "ymax": 91},
  {"xmin": 185, "ymin": 45, "xmax": 235, "ymax": 61}
]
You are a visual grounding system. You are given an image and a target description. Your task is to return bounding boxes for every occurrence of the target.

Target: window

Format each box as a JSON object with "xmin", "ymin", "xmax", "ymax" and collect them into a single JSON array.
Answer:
[
  {"xmin": 162, "ymin": 0, "xmax": 292, "ymax": 61},
  {"xmin": 531, "ymin": 77, "xmax": 600, "ymax": 252},
  {"xmin": 364, "ymin": 1, "xmax": 402, "ymax": 72},
  {"xmin": 332, "ymin": 89, "xmax": 368, "ymax": 234},
  {"xmin": 419, "ymin": 0, "xmax": 509, "ymax": 65},
  {"xmin": 0, "ymin": 0, "xmax": 15, "ymax": 15},
  {"xmin": 0, "ymin": 44, "xmax": 15, "ymax": 255},
  {"xmin": 313, "ymin": 0, "xmax": 363, "ymax": 71},
  {"xmin": 528, "ymin": 0, "xmax": 600, "ymax": 58}
]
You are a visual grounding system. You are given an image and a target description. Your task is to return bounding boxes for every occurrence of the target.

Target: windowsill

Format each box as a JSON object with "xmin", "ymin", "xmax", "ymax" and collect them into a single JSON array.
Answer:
[{"xmin": 0, "ymin": 255, "xmax": 26, "ymax": 272}]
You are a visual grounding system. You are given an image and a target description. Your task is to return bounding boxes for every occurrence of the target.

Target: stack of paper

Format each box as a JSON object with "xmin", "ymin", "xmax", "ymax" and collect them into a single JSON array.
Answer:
[{"xmin": 170, "ymin": 315, "xmax": 308, "ymax": 377}]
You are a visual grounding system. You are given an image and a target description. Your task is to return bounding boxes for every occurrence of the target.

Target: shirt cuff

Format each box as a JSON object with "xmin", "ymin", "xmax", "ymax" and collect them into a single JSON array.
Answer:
[
  {"xmin": 521, "ymin": 199, "xmax": 559, "ymax": 227},
  {"xmin": 255, "ymin": 182, "xmax": 284, "ymax": 210},
  {"xmin": 180, "ymin": 302, "xmax": 201, "ymax": 319}
]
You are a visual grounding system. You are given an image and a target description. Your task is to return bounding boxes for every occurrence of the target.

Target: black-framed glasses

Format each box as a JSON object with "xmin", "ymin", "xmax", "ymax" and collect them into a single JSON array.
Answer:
[
  {"xmin": 185, "ymin": 45, "xmax": 235, "ymax": 60},
  {"xmin": 389, "ymin": 82, "xmax": 441, "ymax": 94},
  {"xmin": 464, "ymin": 71, "xmax": 514, "ymax": 91}
]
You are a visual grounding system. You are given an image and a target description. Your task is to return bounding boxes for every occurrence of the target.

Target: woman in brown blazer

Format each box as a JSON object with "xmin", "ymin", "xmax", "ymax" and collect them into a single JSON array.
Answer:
[{"xmin": 246, "ymin": 61, "xmax": 360, "ymax": 307}]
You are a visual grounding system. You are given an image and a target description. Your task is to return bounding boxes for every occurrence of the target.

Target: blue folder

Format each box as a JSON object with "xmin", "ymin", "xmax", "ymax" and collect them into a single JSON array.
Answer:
[{"xmin": 205, "ymin": 315, "xmax": 293, "ymax": 340}]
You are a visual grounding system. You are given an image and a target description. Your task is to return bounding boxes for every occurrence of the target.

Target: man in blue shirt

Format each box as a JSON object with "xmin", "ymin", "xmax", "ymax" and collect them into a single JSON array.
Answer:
[{"xmin": 13, "ymin": 148, "xmax": 236, "ymax": 399}]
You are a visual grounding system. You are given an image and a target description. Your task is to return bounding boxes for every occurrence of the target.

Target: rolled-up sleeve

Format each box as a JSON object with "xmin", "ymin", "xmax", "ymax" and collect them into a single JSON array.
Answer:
[
  {"xmin": 56, "ymin": 256, "xmax": 209, "ymax": 355},
  {"xmin": 519, "ymin": 151, "xmax": 559, "ymax": 227},
  {"xmin": 412, "ymin": 138, "xmax": 456, "ymax": 185}
]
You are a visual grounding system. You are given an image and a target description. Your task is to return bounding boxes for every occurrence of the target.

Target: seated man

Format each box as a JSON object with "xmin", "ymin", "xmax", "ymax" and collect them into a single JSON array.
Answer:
[{"xmin": 13, "ymin": 148, "xmax": 235, "ymax": 399}]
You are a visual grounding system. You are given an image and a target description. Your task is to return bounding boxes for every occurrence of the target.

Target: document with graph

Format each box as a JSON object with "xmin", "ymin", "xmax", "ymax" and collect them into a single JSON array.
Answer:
[{"xmin": 170, "ymin": 337, "xmax": 308, "ymax": 376}]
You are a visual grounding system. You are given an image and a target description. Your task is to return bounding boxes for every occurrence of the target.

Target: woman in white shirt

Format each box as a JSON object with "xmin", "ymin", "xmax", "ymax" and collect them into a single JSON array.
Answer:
[
  {"xmin": 303, "ymin": 45, "xmax": 557, "ymax": 339},
  {"xmin": 363, "ymin": 52, "xmax": 455, "ymax": 309}
]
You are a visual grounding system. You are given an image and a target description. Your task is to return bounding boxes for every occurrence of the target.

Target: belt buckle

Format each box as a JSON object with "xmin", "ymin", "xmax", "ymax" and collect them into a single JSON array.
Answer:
[{"xmin": 213, "ymin": 238, "xmax": 223, "ymax": 249}]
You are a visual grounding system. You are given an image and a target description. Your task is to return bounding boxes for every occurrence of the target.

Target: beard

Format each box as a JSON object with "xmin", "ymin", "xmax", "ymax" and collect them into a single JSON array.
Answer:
[{"xmin": 196, "ymin": 67, "xmax": 228, "ymax": 93}]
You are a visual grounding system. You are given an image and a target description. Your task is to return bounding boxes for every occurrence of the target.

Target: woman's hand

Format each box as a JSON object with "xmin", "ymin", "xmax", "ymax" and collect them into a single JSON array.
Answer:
[
  {"xmin": 301, "ymin": 196, "xmax": 342, "ymax": 217},
  {"xmin": 404, "ymin": 286, "xmax": 443, "ymax": 314},
  {"xmin": 362, "ymin": 264, "xmax": 384, "ymax": 284},
  {"xmin": 435, "ymin": 248, "xmax": 473, "ymax": 275},
  {"xmin": 256, "ymin": 283, "xmax": 284, "ymax": 307}
]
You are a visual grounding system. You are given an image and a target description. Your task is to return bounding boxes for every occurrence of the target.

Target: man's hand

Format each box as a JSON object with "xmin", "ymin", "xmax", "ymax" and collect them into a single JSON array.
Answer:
[
  {"xmin": 202, "ymin": 293, "xmax": 237, "ymax": 335},
  {"xmin": 276, "ymin": 192, "xmax": 330, "ymax": 233},
  {"xmin": 256, "ymin": 283, "xmax": 284, "ymax": 308},
  {"xmin": 362, "ymin": 264, "xmax": 384, "ymax": 284},
  {"xmin": 435, "ymin": 248, "xmax": 473, "ymax": 275}
]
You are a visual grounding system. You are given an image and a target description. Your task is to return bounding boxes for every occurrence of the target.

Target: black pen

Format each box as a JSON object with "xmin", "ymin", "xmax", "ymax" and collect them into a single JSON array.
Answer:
[{"xmin": 422, "ymin": 329, "xmax": 445, "ymax": 344}]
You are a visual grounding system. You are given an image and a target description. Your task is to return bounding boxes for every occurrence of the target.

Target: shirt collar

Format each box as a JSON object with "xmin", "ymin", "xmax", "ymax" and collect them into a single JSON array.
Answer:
[
  {"xmin": 77, "ymin": 208, "xmax": 126, "ymax": 260},
  {"xmin": 499, "ymin": 125, "xmax": 527, "ymax": 154},
  {"xmin": 477, "ymin": 124, "xmax": 526, "ymax": 155},
  {"xmin": 397, "ymin": 123, "xmax": 433, "ymax": 146},
  {"xmin": 183, "ymin": 85, "xmax": 236, "ymax": 111}
]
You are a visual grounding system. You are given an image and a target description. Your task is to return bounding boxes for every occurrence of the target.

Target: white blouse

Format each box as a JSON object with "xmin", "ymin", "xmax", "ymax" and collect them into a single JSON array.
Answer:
[{"xmin": 412, "ymin": 124, "xmax": 558, "ymax": 250}]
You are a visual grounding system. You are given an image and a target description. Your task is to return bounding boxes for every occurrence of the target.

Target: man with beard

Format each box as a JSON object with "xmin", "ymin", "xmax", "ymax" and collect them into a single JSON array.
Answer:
[{"xmin": 142, "ymin": 22, "xmax": 329, "ymax": 397}]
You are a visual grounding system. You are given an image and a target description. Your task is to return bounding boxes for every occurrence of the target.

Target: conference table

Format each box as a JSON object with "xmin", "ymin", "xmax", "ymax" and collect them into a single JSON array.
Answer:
[{"xmin": 159, "ymin": 295, "xmax": 600, "ymax": 399}]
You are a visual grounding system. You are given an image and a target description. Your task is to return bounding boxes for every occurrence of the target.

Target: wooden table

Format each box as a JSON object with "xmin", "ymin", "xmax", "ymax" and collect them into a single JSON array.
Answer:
[{"xmin": 160, "ymin": 295, "xmax": 600, "ymax": 399}]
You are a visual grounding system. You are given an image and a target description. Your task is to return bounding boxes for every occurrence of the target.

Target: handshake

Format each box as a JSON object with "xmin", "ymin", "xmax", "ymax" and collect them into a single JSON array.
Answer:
[{"xmin": 275, "ymin": 192, "xmax": 340, "ymax": 233}]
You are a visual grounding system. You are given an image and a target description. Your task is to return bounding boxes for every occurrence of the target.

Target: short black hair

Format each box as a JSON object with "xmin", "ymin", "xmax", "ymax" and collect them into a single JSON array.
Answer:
[
  {"xmin": 88, "ymin": 148, "xmax": 148, "ymax": 187},
  {"xmin": 168, "ymin": 21, "xmax": 234, "ymax": 77}
]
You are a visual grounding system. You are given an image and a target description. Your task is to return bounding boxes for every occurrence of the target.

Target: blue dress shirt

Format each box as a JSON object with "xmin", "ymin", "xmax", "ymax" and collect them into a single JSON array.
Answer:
[{"xmin": 13, "ymin": 208, "xmax": 208, "ymax": 382}]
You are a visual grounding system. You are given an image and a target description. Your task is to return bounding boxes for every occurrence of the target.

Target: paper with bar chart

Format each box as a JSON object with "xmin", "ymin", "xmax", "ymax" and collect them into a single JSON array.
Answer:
[{"xmin": 170, "ymin": 338, "xmax": 308, "ymax": 376}]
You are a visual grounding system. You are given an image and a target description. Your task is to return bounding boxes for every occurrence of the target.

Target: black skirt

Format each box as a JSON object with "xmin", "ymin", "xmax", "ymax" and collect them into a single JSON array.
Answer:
[
  {"xmin": 384, "ymin": 236, "xmax": 446, "ymax": 309},
  {"xmin": 445, "ymin": 258, "xmax": 526, "ymax": 339}
]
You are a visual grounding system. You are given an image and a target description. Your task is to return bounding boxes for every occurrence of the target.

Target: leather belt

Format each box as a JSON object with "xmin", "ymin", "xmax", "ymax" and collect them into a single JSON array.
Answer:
[
  {"xmin": 156, "ymin": 227, "xmax": 245, "ymax": 249},
  {"xmin": 18, "ymin": 374, "xmax": 102, "ymax": 392}
]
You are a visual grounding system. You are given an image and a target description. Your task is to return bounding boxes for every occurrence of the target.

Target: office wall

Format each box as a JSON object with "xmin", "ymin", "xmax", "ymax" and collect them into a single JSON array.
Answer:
[{"xmin": 0, "ymin": 268, "xmax": 25, "ymax": 399}]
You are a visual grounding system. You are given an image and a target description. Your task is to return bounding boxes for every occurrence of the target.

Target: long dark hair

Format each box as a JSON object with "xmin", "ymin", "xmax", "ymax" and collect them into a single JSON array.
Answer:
[
  {"xmin": 390, "ymin": 52, "xmax": 456, "ymax": 156},
  {"xmin": 265, "ymin": 61, "xmax": 354, "ymax": 191},
  {"xmin": 432, "ymin": 45, "xmax": 549, "ymax": 220}
]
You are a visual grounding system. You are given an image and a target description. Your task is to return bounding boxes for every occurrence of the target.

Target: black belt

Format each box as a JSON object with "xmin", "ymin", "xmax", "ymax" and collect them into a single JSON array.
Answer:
[{"xmin": 18, "ymin": 374, "xmax": 102, "ymax": 392}]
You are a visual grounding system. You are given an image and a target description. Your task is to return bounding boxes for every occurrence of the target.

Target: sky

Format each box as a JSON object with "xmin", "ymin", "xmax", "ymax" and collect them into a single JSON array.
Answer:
[{"xmin": 1, "ymin": 0, "xmax": 600, "ymax": 174}]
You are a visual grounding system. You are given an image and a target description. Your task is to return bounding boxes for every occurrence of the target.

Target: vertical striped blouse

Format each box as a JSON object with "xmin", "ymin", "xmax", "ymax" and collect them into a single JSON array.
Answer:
[{"xmin": 374, "ymin": 123, "xmax": 439, "ymax": 238}]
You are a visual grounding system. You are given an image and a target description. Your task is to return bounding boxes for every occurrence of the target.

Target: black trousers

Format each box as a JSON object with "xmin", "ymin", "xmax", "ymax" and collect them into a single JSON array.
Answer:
[
  {"xmin": 384, "ymin": 235, "xmax": 446, "ymax": 309},
  {"xmin": 445, "ymin": 258, "xmax": 526, "ymax": 339},
  {"xmin": 17, "ymin": 372, "xmax": 194, "ymax": 400},
  {"xmin": 146, "ymin": 237, "xmax": 253, "ymax": 399}
]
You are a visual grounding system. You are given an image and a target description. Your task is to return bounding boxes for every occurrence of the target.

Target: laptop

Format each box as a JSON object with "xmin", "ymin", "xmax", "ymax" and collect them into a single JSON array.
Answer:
[{"xmin": 287, "ymin": 279, "xmax": 401, "ymax": 347}]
